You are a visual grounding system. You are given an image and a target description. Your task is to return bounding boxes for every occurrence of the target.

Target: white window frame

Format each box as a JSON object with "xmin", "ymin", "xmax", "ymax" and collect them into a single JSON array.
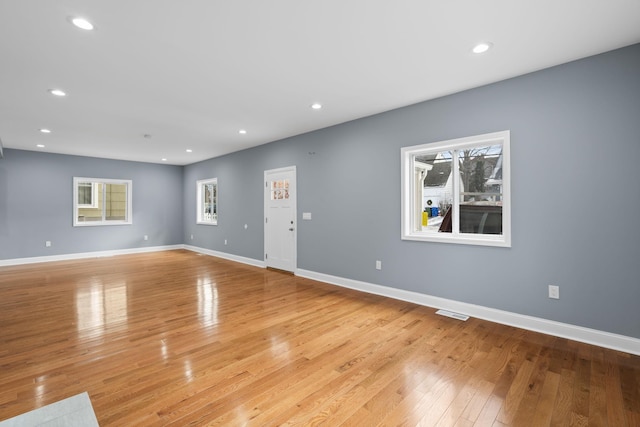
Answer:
[
  {"xmin": 196, "ymin": 178, "xmax": 218, "ymax": 225},
  {"xmin": 73, "ymin": 177, "xmax": 133, "ymax": 227},
  {"xmin": 401, "ymin": 130, "xmax": 511, "ymax": 247}
]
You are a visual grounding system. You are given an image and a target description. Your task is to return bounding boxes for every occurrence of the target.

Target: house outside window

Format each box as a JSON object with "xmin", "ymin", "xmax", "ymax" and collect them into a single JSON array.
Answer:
[
  {"xmin": 73, "ymin": 177, "xmax": 132, "ymax": 226},
  {"xmin": 401, "ymin": 130, "xmax": 511, "ymax": 247},
  {"xmin": 197, "ymin": 178, "xmax": 218, "ymax": 225}
]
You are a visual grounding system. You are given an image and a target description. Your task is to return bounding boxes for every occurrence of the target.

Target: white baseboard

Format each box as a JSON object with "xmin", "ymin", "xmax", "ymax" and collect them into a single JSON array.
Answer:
[
  {"xmin": 296, "ymin": 269, "xmax": 640, "ymax": 356},
  {"xmin": 0, "ymin": 245, "xmax": 184, "ymax": 267},
  {"xmin": 183, "ymin": 245, "xmax": 266, "ymax": 269}
]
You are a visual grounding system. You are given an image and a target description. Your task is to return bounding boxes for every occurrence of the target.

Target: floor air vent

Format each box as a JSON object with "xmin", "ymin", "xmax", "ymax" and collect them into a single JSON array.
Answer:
[{"xmin": 435, "ymin": 309, "xmax": 469, "ymax": 321}]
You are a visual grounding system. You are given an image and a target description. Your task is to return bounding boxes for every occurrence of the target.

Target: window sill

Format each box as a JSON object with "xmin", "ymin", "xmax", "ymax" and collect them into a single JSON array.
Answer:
[{"xmin": 401, "ymin": 232, "xmax": 510, "ymax": 248}]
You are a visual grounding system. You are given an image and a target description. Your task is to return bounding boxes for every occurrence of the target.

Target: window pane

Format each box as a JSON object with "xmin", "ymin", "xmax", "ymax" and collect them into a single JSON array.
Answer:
[
  {"xmin": 456, "ymin": 144, "xmax": 503, "ymax": 235},
  {"xmin": 414, "ymin": 151, "xmax": 452, "ymax": 233},
  {"xmin": 77, "ymin": 183, "xmax": 104, "ymax": 222},
  {"xmin": 105, "ymin": 183, "xmax": 127, "ymax": 221},
  {"xmin": 270, "ymin": 179, "xmax": 289, "ymax": 200},
  {"xmin": 78, "ymin": 182, "xmax": 93, "ymax": 205},
  {"xmin": 203, "ymin": 183, "xmax": 217, "ymax": 222}
]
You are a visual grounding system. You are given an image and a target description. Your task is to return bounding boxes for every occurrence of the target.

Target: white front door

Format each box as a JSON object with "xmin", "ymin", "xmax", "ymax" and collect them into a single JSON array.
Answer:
[{"xmin": 264, "ymin": 166, "xmax": 297, "ymax": 272}]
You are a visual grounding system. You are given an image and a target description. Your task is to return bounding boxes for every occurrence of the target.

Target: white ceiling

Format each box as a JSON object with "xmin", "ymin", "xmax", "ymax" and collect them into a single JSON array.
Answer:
[{"xmin": 1, "ymin": 1, "xmax": 639, "ymax": 165}]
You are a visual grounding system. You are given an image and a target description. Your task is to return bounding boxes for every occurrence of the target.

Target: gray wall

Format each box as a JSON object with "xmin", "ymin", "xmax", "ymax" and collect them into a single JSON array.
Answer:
[
  {"xmin": 0, "ymin": 149, "xmax": 183, "ymax": 259},
  {"xmin": 183, "ymin": 44, "xmax": 640, "ymax": 338}
]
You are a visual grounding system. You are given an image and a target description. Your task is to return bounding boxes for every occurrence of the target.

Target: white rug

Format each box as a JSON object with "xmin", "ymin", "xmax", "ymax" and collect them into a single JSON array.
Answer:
[{"xmin": 0, "ymin": 392, "xmax": 99, "ymax": 427}]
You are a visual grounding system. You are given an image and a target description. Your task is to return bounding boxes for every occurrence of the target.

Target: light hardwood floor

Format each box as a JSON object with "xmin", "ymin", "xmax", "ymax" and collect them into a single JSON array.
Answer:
[{"xmin": 0, "ymin": 250, "xmax": 638, "ymax": 426}]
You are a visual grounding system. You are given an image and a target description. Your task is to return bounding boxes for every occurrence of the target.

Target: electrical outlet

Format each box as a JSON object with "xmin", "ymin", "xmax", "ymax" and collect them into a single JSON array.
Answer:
[
  {"xmin": 144, "ymin": 235, "xmax": 148, "ymax": 241},
  {"xmin": 190, "ymin": 234, "xmax": 194, "ymax": 240},
  {"xmin": 548, "ymin": 285, "xmax": 559, "ymax": 299},
  {"xmin": 224, "ymin": 239, "xmax": 228, "ymax": 245},
  {"xmin": 376, "ymin": 260, "xmax": 382, "ymax": 270},
  {"xmin": 45, "ymin": 241, "xmax": 51, "ymax": 247}
]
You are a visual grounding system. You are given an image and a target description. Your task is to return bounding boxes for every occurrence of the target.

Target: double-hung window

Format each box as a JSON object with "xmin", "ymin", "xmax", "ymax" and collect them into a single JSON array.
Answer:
[
  {"xmin": 73, "ymin": 177, "xmax": 132, "ymax": 226},
  {"xmin": 401, "ymin": 130, "xmax": 511, "ymax": 247},
  {"xmin": 197, "ymin": 178, "xmax": 218, "ymax": 225}
]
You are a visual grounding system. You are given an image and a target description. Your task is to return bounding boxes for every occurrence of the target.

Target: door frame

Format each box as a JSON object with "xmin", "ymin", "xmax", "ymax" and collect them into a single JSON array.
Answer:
[{"xmin": 264, "ymin": 166, "xmax": 297, "ymax": 272}]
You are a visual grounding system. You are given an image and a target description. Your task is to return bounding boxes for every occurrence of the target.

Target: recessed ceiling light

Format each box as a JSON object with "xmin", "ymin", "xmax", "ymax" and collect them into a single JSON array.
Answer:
[
  {"xmin": 49, "ymin": 89, "xmax": 66, "ymax": 97},
  {"xmin": 472, "ymin": 42, "xmax": 492, "ymax": 54},
  {"xmin": 36, "ymin": 144, "xmax": 45, "ymax": 148},
  {"xmin": 71, "ymin": 17, "xmax": 94, "ymax": 31},
  {"xmin": 39, "ymin": 128, "xmax": 51, "ymax": 133},
  {"xmin": 161, "ymin": 158, "xmax": 167, "ymax": 162},
  {"xmin": 186, "ymin": 149, "xmax": 193, "ymax": 153},
  {"xmin": 311, "ymin": 103, "xmax": 322, "ymax": 110},
  {"xmin": 239, "ymin": 129, "xmax": 247, "ymax": 134}
]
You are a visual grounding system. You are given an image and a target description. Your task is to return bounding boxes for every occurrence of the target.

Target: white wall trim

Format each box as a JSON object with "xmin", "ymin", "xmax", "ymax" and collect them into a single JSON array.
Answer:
[
  {"xmin": 296, "ymin": 268, "xmax": 640, "ymax": 356},
  {"xmin": 183, "ymin": 245, "xmax": 266, "ymax": 269},
  {"xmin": 0, "ymin": 245, "xmax": 184, "ymax": 267}
]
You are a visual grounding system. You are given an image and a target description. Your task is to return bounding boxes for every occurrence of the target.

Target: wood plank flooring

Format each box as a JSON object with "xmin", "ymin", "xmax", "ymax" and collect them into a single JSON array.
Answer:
[{"xmin": 0, "ymin": 250, "xmax": 638, "ymax": 426}]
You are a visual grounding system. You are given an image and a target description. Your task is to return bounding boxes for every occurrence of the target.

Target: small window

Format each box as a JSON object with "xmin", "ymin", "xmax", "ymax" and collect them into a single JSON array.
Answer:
[
  {"xmin": 270, "ymin": 179, "xmax": 290, "ymax": 200},
  {"xmin": 73, "ymin": 177, "xmax": 132, "ymax": 226},
  {"xmin": 197, "ymin": 178, "xmax": 218, "ymax": 225},
  {"xmin": 401, "ymin": 131, "xmax": 511, "ymax": 247}
]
